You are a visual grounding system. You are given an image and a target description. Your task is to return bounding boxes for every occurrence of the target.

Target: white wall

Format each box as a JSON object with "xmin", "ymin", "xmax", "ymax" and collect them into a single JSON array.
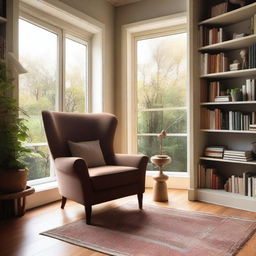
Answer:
[
  {"xmin": 114, "ymin": 0, "xmax": 186, "ymax": 153},
  {"xmin": 59, "ymin": 0, "xmax": 115, "ymax": 114}
]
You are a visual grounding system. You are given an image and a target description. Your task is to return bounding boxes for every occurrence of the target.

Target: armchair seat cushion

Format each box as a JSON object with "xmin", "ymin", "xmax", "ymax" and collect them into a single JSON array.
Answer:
[{"xmin": 89, "ymin": 165, "xmax": 139, "ymax": 190}]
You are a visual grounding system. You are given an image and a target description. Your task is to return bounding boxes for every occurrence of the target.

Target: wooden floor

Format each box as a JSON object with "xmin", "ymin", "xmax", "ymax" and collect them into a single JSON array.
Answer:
[{"xmin": 0, "ymin": 189, "xmax": 256, "ymax": 256}]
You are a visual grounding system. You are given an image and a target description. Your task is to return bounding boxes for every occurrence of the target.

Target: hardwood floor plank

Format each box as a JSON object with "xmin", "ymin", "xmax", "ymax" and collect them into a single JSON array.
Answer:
[{"xmin": 0, "ymin": 189, "xmax": 255, "ymax": 256}]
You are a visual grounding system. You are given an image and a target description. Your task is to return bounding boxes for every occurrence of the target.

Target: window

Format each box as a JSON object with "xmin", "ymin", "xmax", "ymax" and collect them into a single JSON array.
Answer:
[
  {"xmin": 19, "ymin": 17, "xmax": 88, "ymax": 183},
  {"xmin": 136, "ymin": 32, "xmax": 187, "ymax": 172}
]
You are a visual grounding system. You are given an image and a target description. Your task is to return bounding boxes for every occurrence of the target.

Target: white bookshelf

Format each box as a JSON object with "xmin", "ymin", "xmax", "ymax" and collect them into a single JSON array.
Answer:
[
  {"xmin": 197, "ymin": 189, "xmax": 256, "ymax": 212},
  {"xmin": 200, "ymin": 157, "xmax": 256, "ymax": 165},
  {"xmin": 200, "ymin": 101, "xmax": 256, "ymax": 106},
  {"xmin": 200, "ymin": 129, "xmax": 256, "ymax": 134},
  {"xmin": 199, "ymin": 34, "xmax": 256, "ymax": 52},
  {"xmin": 199, "ymin": 2, "xmax": 256, "ymax": 26},
  {"xmin": 201, "ymin": 68, "xmax": 256, "ymax": 79},
  {"xmin": 188, "ymin": 1, "xmax": 256, "ymax": 212}
]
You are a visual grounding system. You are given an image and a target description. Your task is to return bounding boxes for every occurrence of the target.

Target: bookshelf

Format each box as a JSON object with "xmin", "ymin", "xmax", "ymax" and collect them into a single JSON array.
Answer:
[{"xmin": 188, "ymin": 0, "xmax": 256, "ymax": 211}]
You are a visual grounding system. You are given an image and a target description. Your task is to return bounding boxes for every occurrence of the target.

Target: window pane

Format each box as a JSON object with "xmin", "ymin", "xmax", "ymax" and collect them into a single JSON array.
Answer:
[
  {"xmin": 138, "ymin": 109, "xmax": 187, "ymax": 134},
  {"xmin": 136, "ymin": 32, "xmax": 187, "ymax": 172},
  {"xmin": 138, "ymin": 136, "xmax": 187, "ymax": 172},
  {"xmin": 137, "ymin": 33, "xmax": 187, "ymax": 110},
  {"xmin": 65, "ymin": 38, "xmax": 87, "ymax": 113},
  {"xmin": 19, "ymin": 19, "xmax": 58, "ymax": 180}
]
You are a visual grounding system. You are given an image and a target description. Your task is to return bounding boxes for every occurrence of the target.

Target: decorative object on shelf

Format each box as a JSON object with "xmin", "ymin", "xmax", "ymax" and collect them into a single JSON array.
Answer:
[
  {"xmin": 230, "ymin": 88, "xmax": 241, "ymax": 101},
  {"xmin": 229, "ymin": 60, "xmax": 240, "ymax": 71},
  {"xmin": 232, "ymin": 33, "xmax": 246, "ymax": 39},
  {"xmin": 151, "ymin": 155, "xmax": 171, "ymax": 202},
  {"xmin": 0, "ymin": 60, "xmax": 30, "ymax": 194},
  {"xmin": 240, "ymin": 49, "xmax": 248, "ymax": 69},
  {"xmin": 0, "ymin": 186, "xmax": 35, "ymax": 218}
]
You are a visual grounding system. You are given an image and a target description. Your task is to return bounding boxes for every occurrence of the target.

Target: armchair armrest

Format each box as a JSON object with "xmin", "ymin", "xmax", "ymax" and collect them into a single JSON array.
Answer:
[
  {"xmin": 55, "ymin": 157, "xmax": 89, "ymax": 178},
  {"xmin": 113, "ymin": 154, "xmax": 149, "ymax": 169},
  {"xmin": 54, "ymin": 157, "xmax": 92, "ymax": 205}
]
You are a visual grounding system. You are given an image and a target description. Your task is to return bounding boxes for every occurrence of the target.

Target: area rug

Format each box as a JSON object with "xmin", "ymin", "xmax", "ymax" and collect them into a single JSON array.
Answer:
[{"xmin": 41, "ymin": 203, "xmax": 256, "ymax": 256}]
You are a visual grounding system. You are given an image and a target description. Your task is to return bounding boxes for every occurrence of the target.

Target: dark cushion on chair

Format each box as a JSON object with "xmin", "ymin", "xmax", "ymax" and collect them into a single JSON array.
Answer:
[{"xmin": 89, "ymin": 165, "xmax": 139, "ymax": 190}]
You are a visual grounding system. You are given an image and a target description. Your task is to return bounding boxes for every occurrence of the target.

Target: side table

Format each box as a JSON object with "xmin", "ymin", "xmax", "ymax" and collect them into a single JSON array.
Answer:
[
  {"xmin": 0, "ymin": 186, "xmax": 35, "ymax": 218},
  {"xmin": 151, "ymin": 155, "xmax": 171, "ymax": 202}
]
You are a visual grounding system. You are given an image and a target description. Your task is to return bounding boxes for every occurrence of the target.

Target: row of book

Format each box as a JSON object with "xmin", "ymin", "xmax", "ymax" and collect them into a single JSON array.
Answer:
[
  {"xmin": 223, "ymin": 150, "xmax": 253, "ymax": 162},
  {"xmin": 199, "ymin": 26, "xmax": 224, "ymax": 47},
  {"xmin": 198, "ymin": 164, "xmax": 223, "ymax": 189},
  {"xmin": 210, "ymin": 2, "xmax": 237, "ymax": 18},
  {"xmin": 224, "ymin": 172, "xmax": 256, "ymax": 197},
  {"xmin": 201, "ymin": 108, "xmax": 256, "ymax": 130},
  {"xmin": 200, "ymin": 53, "xmax": 228, "ymax": 75},
  {"xmin": 248, "ymin": 43, "xmax": 256, "ymax": 69},
  {"xmin": 200, "ymin": 79, "xmax": 256, "ymax": 103},
  {"xmin": 242, "ymin": 79, "xmax": 256, "ymax": 101}
]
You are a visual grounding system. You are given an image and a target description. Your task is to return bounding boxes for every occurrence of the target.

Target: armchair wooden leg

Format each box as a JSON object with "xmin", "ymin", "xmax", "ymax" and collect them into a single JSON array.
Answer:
[
  {"xmin": 61, "ymin": 197, "xmax": 67, "ymax": 209},
  {"xmin": 85, "ymin": 205, "xmax": 92, "ymax": 225},
  {"xmin": 137, "ymin": 193, "xmax": 143, "ymax": 210}
]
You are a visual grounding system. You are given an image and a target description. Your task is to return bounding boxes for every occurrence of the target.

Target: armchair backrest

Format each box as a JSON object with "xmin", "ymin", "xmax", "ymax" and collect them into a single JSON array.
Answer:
[{"xmin": 42, "ymin": 111, "xmax": 117, "ymax": 164}]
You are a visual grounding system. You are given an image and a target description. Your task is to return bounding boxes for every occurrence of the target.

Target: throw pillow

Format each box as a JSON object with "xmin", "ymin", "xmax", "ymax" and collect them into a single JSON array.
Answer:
[{"xmin": 68, "ymin": 140, "xmax": 106, "ymax": 168}]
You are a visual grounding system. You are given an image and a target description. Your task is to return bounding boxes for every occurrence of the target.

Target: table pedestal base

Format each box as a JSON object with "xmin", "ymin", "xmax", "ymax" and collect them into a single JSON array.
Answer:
[{"xmin": 153, "ymin": 174, "xmax": 169, "ymax": 202}]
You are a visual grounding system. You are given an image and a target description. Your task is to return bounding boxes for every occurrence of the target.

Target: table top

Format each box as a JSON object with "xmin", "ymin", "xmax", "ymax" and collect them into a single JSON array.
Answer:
[{"xmin": 0, "ymin": 186, "xmax": 35, "ymax": 200}]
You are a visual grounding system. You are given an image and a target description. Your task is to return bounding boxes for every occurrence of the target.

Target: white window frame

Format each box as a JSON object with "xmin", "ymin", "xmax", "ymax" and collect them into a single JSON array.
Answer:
[
  {"xmin": 19, "ymin": 6, "xmax": 96, "ymax": 186},
  {"xmin": 121, "ymin": 13, "xmax": 190, "ymax": 180}
]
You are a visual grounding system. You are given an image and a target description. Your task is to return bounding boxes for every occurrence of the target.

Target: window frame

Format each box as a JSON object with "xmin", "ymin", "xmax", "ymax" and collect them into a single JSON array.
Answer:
[
  {"xmin": 124, "ymin": 17, "xmax": 189, "ymax": 175},
  {"xmin": 19, "ymin": 13, "xmax": 91, "ymax": 185}
]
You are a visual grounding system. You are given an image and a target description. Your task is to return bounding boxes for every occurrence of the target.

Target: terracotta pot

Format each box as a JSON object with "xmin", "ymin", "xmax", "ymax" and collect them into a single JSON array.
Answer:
[{"xmin": 0, "ymin": 169, "xmax": 28, "ymax": 193}]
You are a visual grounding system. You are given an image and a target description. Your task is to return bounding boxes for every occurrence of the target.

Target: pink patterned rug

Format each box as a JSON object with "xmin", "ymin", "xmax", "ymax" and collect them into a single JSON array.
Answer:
[{"xmin": 41, "ymin": 203, "xmax": 256, "ymax": 256}]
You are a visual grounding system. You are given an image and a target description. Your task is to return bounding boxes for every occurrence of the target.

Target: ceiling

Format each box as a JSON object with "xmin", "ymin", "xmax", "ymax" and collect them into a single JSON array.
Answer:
[{"xmin": 106, "ymin": 0, "xmax": 142, "ymax": 7}]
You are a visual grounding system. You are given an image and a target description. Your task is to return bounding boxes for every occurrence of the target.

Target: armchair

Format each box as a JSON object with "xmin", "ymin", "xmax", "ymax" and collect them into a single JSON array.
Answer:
[{"xmin": 42, "ymin": 111, "xmax": 148, "ymax": 224}]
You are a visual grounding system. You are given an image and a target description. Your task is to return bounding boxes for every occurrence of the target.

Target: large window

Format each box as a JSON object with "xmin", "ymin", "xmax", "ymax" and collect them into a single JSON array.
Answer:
[
  {"xmin": 19, "ymin": 18, "xmax": 88, "ymax": 183},
  {"xmin": 136, "ymin": 32, "xmax": 187, "ymax": 172}
]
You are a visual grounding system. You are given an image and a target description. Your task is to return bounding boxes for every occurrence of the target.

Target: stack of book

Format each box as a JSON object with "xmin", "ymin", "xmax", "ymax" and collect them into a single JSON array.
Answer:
[
  {"xmin": 215, "ymin": 96, "xmax": 230, "ymax": 102},
  {"xmin": 204, "ymin": 146, "xmax": 225, "ymax": 158},
  {"xmin": 199, "ymin": 26, "xmax": 224, "ymax": 46},
  {"xmin": 198, "ymin": 164, "xmax": 223, "ymax": 189},
  {"xmin": 224, "ymin": 172, "xmax": 256, "ymax": 197},
  {"xmin": 200, "ymin": 53, "xmax": 228, "ymax": 75},
  {"xmin": 223, "ymin": 150, "xmax": 253, "ymax": 162},
  {"xmin": 249, "ymin": 43, "xmax": 256, "ymax": 69},
  {"xmin": 249, "ymin": 124, "xmax": 256, "ymax": 131},
  {"xmin": 242, "ymin": 79, "xmax": 256, "ymax": 101},
  {"xmin": 201, "ymin": 108, "xmax": 255, "ymax": 130}
]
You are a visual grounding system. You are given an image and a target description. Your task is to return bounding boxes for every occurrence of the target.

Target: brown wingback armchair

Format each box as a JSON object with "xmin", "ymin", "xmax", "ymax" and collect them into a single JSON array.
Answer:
[{"xmin": 42, "ymin": 111, "xmax": 148, "ymax": 224}]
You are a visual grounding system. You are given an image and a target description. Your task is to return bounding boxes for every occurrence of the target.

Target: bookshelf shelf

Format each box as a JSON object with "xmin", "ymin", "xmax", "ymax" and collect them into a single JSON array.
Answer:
[
  {"xmin": 199, "ymin": 2, "xmax": 256, "ymax": 26},
  {"xmin": 200, "ymin": 156, "xmax": 256, "ymax": 165},
  {"xmin": 0, "ymin": 16, "xmax": 7, "ymax": 23},
  {"xmin": 201, "ymin": 68, "xmax": 256, "ymax": 79},
  {"xmin": 197, "ymin": 189, "xmax": 256, "ymax": 212},
  {"xmin": 200, "ymin": 101, "xmax": 256, "ymax": 105},
  {"xmin": 200, "ymin": 129, "xmax": 256, "ymax": 134},
  {"xmin": 199, "ymin": 34, "xmax": 256, "ymax": 52}
]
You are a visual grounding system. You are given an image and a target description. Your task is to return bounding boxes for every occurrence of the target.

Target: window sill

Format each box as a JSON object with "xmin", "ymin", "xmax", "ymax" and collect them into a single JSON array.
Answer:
[
  {"xmin": 146, "ymin": 170, "xmax": 190, "ymax": 178},
  {"xmin": 32, "ymin": 181, "xmax": 58, "ymax": 192}
]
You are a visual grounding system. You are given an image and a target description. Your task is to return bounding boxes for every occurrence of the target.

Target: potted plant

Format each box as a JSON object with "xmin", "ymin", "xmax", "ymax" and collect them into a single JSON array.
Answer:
[
  {"xmin": 0, "ymin": 60, "xmax": 30, "ymax": 193},
  {"xmin": 230, "ymin": 88, "xmax": 241, "ymax": 101}
]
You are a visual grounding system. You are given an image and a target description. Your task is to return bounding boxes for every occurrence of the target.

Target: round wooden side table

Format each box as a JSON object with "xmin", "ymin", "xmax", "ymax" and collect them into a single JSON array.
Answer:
[
  {"xmin": 151, "ymin": 155, "xmax": 171, "ymax": 202},
  {"xmin": 0, "ymin": 186, "xmax": 35, "ymax": 218}
]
